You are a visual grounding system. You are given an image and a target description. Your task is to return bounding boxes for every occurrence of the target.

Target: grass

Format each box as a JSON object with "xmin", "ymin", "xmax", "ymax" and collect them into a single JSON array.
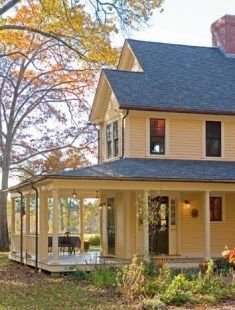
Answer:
[
  {"xmin": 0, "ymin": 253, "xmax": 234, "ymax": 310},
  {"xmin": 0, "ymin": 252, "xmax": 126, "ymax": 310}
]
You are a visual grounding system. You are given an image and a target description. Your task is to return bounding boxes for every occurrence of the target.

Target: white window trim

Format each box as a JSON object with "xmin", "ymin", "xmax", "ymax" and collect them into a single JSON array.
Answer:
[
  {"xmin": 209, "ymin": 193, "xmax": 226, "ymax": 223},
  {"xmin": 105, "ymin": 119, "xmax": 120, "ymax": 161},
  {"xmin": 146, "ymin": 118, "xmax": 169, "ymax": 157},
  {"xmin": 202, "ymin": 120, "xmax": 225, "ymax": 160}
]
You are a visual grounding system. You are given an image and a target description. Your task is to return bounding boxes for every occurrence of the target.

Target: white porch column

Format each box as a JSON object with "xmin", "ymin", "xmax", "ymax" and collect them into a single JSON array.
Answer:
[
  {"xmin": 204, "ymin": 191, "xmax": 210, "ymax": 261},
  {"xmin": 39, "ymin": 190, "xmax": 48, "ymax": 262},
  {"xmin": 52, "ymin": 189, "xmax": 59, "ymax": 262},
  {"xmin": 80, "ymin": 199, "xmax": 84, "ymax": 252},
  {"xmin": 101, "ymin": 200, "xmax": 108, "ymax": 254},
  {"xmin": 143, "ymin": 190, "xmax": 149, "ymax": 259},
  {"xmin": 11, "ymin": 198, "xmax": 15, "ymax": 236},
  {"xmin": 25, "ymin": 196, "xmax": 30, "ymax": 253},
  {"xmin": 25, "ymin": 196, "xmax": 30, "ymax": 236}
]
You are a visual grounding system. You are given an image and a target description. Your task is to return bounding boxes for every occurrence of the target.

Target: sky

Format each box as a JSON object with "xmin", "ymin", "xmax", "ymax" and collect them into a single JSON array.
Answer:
[{"xmin": 120, "ymin": 0, "xmax": 235, "ymax": 47}]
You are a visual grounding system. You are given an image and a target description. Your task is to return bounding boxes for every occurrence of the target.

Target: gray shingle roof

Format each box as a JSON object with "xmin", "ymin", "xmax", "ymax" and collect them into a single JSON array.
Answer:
[
  {"xmin": 104, "ymin": 40, "xmax": 235, "ymax": 114},
  {"xmin": 55, "ymin": 158, "xmax": 235, "ymax": 182}
]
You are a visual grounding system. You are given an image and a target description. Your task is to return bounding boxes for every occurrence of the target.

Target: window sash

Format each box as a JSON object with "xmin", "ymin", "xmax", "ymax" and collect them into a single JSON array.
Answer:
[
  {"xmin": 106, "ymin": 121, "xmax": 119, "ymax": 158},
  {"xmin": 206, "ymin": 121, "xmax": 221, "ymax": 157},
  {"xmin": 113, "ymin": 138, "xmax": 118, "ymax": 157},
  {"xmin": 150, "ymin": 119, "xmax": 165, "ymax": 155},
  {"xmin": 107, "ymin": 141, "xmax": 112, "ymax": 158},
  {"xmin": 106, "ymin": 124, "xmax": 112, "ymax": 142},
  {"xmin": 113, "ymin": 121, "xmax": 118, "ymax": 139}
]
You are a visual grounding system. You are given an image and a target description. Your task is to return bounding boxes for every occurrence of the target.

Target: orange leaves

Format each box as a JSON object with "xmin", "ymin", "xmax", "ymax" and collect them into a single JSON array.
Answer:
[{"xmin": 222, "ymin": 247, "xmax": 235, "ymax": 264}]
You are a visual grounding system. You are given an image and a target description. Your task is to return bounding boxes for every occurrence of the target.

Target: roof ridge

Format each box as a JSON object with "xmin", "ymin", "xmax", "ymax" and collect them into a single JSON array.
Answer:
[
  {"xmin": 126, "ymin": 38, "xmax": 216, "ymax": 50},
  {"xmin": 103, "ymin": 68, "xmax": 143, "ymax": 74}
]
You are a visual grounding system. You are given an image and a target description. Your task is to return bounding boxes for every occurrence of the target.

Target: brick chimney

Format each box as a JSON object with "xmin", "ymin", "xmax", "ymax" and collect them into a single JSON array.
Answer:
[{"xmin": 211, "ymin": 15, "xmax": 235, "ymax": 57}]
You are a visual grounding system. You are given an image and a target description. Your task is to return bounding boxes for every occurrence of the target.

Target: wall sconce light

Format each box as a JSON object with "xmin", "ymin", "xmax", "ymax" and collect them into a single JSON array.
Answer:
[
  {"xmin": 72, "ymin": 189, "xmax": 78, "ymax": 199},
  {"xmin": 108, "ymin": 204, "xmax": 112, "ymax": 210},
  {"xmin": 184, "ymin": 200, "xmax": 191, "ymax": 208}
]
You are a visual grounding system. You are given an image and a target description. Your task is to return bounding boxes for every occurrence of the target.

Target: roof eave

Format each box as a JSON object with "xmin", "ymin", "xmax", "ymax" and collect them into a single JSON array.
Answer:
[{"xmin": 119, "ymin": 105, "xmax": 235, "ymax": 116}]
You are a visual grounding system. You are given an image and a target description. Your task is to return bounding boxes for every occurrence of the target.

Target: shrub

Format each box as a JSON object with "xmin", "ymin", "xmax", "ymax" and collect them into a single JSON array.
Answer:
[
  {"xmin": 89, "ymin": 266, "xmax": 118, "ymax": 288},
  {"xmin": 143, "ymin": 259, "xmax": 158, "ymax": 278},
  {"xmin": 214, "ymin": 258, "xmax": 234, "ymax": 276},
  {"xmin": 144, "ymin": 266, "xmax": 172, "ymax": 296},
  {"xmin": 162, "ymin": 274, "xmax": 196, "ymax": 305},
  {"xmin": 71, "ymin": 268, "xmax": 88, "ymax": 281},
  {"xmin": 192, "ymin": 260, "xmax": 230, "ymax": 303},
  {"xmin": 117, "ymin": 255, "xmax": 145, "ymax": 302},
  {"xmin": 142, "ymin": 297, "xmax": 166, "ymax": 309},
  {"xmin": 88, "ymin": 234, "xmax": 100, "ymax": 246}
]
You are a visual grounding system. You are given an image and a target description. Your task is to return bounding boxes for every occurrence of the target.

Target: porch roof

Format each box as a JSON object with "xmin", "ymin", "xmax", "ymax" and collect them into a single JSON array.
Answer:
[{"xmin": 53, "ymin": 158, "xmax": 235, "ymax": 183}]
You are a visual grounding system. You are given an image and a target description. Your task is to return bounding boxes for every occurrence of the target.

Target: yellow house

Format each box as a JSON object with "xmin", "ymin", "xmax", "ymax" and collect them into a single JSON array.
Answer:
[{"xmin": 9, "ymin": 15, "xmax": 235, "ymax": 272}]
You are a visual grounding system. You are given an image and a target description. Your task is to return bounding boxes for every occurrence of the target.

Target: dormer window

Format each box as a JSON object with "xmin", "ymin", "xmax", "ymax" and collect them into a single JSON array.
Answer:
[
  {"xmin": 106, "ymin": 121, "xmax": 119, "ymax": 159},
  {"xmin": 150, "ymin": 119, "xmax": 165, "ymax": 155},
  {"xmin": 206, "ymin": 121, "xmax": 221, "ymax": 157}
]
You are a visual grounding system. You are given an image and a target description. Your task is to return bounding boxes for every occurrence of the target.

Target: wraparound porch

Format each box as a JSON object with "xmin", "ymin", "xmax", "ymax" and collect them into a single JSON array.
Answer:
[{"xmin": 9, "ymin": 177, "xmax": 235, "ymax": 272}]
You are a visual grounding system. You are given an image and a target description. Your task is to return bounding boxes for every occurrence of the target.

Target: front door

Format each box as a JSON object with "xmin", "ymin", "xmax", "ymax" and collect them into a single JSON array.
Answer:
[
  {"xmin": 107, "ymin": 198, "xmax": 115, "ymax": 255},
  {"xmin": 149, "ymin": 196, "xmax": 169, "ymax": 255}
]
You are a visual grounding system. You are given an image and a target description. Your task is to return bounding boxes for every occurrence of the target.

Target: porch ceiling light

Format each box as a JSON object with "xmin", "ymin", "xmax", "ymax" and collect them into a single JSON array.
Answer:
[
  {"xmin": 96, "ymin": 190, "xmax": 100, "ymax": 199},
  {"xmin": 99, "ymin": 202, "xmax": 105, "ymax": 210},
  {"xmin": 72, "ymin": 189, "xmax": 78, "ymax": 199},
  {"xmin": 184, "ymin": 200, "xmax": 191, "ymax": 208}
]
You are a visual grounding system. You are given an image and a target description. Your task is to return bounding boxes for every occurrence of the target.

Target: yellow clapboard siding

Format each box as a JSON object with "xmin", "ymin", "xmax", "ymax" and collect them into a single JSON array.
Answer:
[
  {"xmin": 129, "ymin": 117, "xmax": 146, "ymax": 157},
  {"xmin": 224, "ymin": 122, "xmax": 235, "ymax": 160}
]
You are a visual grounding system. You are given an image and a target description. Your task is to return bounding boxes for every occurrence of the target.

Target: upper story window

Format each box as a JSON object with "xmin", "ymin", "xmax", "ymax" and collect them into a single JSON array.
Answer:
[
  {"xmin": 106, "ymin": 121, "xmax": 119, "ymax": 159},
  {"xmin": 150, "ymin": 119, "xmax": 165, "ymax": 155},
  {"xmin": 210, "ymin": 197, "xmax": 222, "ymax": 221},
  {"xmin": 206, "ymin": 121, "xmax": 221, "ymax": 157}
]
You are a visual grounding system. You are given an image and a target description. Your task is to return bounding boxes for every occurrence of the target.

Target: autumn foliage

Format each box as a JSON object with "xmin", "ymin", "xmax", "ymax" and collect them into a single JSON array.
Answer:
[
  {"xmin": 222, "ymin": 248, "xmax": 235, "ymax": 264},
  {"xmin": 0, "ymin": 0, "xmax": 164, "ymax": 250}
]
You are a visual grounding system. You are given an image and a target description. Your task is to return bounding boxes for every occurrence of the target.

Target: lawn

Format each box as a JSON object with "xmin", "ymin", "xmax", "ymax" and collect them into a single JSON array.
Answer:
[
  {"xmin": 0, "ymin": 253, "xmax": 234, "ymax": 310},
  {"xmin": 0, "ymin": 253, "xmax": 125, "ymax": 310}
]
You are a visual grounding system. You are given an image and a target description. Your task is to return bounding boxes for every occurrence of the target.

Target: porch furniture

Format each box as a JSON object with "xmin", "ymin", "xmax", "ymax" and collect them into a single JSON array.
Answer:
[{"xmin": 48, "ymin": 236, "xmax": 81, "ymax": 254}]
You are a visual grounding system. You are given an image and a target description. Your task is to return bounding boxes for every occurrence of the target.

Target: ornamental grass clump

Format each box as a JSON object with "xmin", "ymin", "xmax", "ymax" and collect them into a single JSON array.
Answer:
[
  {"xmin": 89, "ymin": 266, "xmax": 118, "ymax": 288},
  {"xmin": 117, "ymin": 255, "xmax": 145, "ymax": 302}
]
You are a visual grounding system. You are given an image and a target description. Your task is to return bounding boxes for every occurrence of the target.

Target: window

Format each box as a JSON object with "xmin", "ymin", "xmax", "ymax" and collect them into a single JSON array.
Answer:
[
  {"xmin": 113, "ymin": 121, "xmax": 119, "ymax": 157},
  {"xmin": 210, "ymin": 197, "xmax": 222, "ymax": 221},
  {"xmin": 106, "ymin": 121, "xmax": 119, "ymax": 158},
  {"xmin": 150, "ymin": 119, "xmax": 165, "ymax": 154},
  {"xmin": 106, "ymin": 124, "xmax": 112, "ymax": 158},
  {"xmin": 206, "ymin": 121, "xmax": 221, "ymax": 157}
]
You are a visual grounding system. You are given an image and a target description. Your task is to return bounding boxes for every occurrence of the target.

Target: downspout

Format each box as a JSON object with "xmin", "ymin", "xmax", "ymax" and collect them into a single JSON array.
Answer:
[
  {"xmin": 17, "ymin": 189, "xmax": 25, "ymax": 265},
  {"xmin": 121, "ymin": 109, "xmax": 129, "ymax": 158},
  {"xmin": 31, "ymin": 183, "xmax": 39, "ymax": 273}
]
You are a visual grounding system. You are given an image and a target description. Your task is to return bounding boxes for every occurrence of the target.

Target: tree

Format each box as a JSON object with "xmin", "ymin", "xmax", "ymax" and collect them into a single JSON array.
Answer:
[
  {"xmin": 19, "ymin": 148, "xmax": 89, "ymax": 178},
  {"xmin": 0, "ymin": 1, "xmax": 164, "ymax": 49},
  {"xmin": 0, "ymin": 0, "xmax": 164, "ymax": 251},
  {"xmin": 0, "ymin": 34, "xmax": 99, "ymax": 250}
]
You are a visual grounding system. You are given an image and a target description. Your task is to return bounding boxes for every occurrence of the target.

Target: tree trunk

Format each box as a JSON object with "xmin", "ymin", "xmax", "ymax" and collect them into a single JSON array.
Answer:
[{"xmin": 0, "ymin": 167, "xmax": 10, "ymax": 251}]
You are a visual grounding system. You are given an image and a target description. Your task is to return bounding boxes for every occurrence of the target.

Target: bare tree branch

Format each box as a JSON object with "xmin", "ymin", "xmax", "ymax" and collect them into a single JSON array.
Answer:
[{"xmin": 0, "ymin": 0, "xmax": 20, "ymax": 16}]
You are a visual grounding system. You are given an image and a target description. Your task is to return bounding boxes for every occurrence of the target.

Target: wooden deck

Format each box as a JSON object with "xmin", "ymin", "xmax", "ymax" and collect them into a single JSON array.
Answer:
[
  {"xmin": 9, "ymin": 251, "xmax": 130, "ymax": 273},
  {"xmin": 9, "ymin": 251, "xmax": 216, "ymax": 273}
]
